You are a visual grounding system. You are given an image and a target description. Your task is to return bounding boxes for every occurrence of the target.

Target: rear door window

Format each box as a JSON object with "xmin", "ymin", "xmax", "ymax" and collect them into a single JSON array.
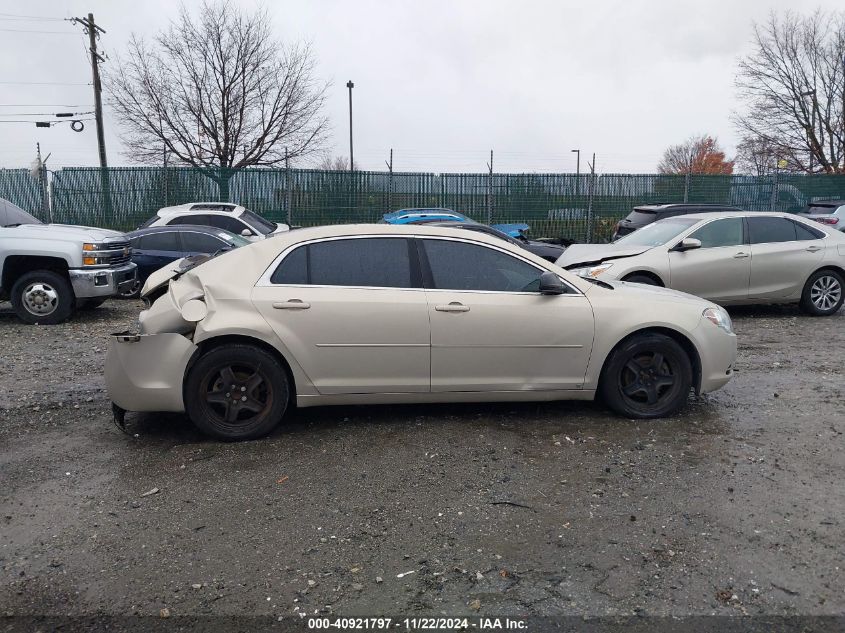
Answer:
[
  {"xmin": 747, "ymin": 217, "xmax": 798, "ymax": 244},
  {"xmin": 137, "ymin": 232, "xmax": 180, "ymax": 252},
  {"xmin": 271, "ymin": 238, "xmax": 414, "ymax": 288}
]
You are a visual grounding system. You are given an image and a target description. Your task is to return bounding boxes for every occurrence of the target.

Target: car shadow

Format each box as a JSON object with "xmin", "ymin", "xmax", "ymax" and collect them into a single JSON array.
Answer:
[{"xmin": 121, "ymin": 395, "xmax": 729, "ymax": 445}]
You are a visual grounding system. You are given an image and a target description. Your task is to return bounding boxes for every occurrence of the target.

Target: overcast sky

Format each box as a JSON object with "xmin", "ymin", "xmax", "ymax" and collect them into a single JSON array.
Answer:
[{"xmin": 0, "ymin": 0, "xmax": 838, "ymax": 173}]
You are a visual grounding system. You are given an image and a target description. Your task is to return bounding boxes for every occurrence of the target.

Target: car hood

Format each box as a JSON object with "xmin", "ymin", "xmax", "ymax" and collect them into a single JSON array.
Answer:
[
  {"xmin": 6, "ymin": 223, "xmax": 127, "ymax": 242},
  {"xmin": 587, "ymin": 278, "xmax": 714, "ymax": 308},
  {"xmin": 555, "ymin": 243, "xmax": 652, "ymax": 267}
]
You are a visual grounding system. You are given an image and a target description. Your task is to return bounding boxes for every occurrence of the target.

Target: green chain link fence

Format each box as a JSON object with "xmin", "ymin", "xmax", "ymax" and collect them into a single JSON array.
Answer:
[{"xmin": 7, "ymin": 166, "xmax": 845, "ymax": 243}]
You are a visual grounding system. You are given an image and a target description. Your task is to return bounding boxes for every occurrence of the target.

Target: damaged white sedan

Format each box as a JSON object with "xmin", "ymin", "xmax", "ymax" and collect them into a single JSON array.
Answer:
[{"xmin": 106, "ymin": 224, "xmax": 737, "ymax": 440}]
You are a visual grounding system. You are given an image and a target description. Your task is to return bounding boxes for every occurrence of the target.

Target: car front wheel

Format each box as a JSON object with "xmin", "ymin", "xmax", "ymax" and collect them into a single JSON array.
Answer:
[
  {"xmin": 184, "ymin": 344, "xmax": 289, "ymax": 440},
  {"xmin": 599, "ymin": 333, "xmax": 693, "ymax": 419},
  {"xmin": 11, "ymin": 270, "xmax": 75, "ymax": 325},
  {"xmin": 799, "ymin": 269, "xmax": 844, "ymax": 316}
]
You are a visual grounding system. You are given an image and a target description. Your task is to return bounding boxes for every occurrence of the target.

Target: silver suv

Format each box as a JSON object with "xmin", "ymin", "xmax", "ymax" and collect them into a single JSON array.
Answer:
[{"xmin": 798, "ymin": 199, "xmax": 845, "ymax": 232}]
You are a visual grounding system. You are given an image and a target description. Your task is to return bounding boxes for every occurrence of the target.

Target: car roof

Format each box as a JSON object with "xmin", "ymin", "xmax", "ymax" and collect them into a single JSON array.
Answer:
[
  {"xmin": 126, "ymin": 224, "xmax": 235, "ymax": 238},
  {"xmin": 659, "ymin": 211, "xmax": 809, "ymax": 222},
  {"xmin": 634, "ymin": 203, "xmax": 742, "ymax": 213},
  {"xmin": 157, "ymin": 202, "xmax": 244, "ymax": 217}
]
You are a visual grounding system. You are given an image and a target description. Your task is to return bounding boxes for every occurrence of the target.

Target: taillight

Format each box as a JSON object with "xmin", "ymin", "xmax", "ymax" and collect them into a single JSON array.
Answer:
[{"xmin": 813, "ymin": 217, "xmax": 839, "ymax": 225}]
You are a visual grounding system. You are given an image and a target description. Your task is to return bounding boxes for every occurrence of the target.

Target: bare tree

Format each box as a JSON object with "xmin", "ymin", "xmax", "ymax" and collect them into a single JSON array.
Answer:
[
  {"xmin": 316, "ymin": 155, "xmax": 356, "ymax": 171},
  {"xmin": 735, "ymin": 10, "xmax": 845, "ymax": 174},
  {"xmin": 657, "ymin": 135, "xmax": 734, "ymax": 174},
  {"xmin": 734, "ymin": 136, "xmax": 776, "ymax": 175},
  {"xmin": 107, "ymin": 1, "xmax": 329, "ymax": 198}
]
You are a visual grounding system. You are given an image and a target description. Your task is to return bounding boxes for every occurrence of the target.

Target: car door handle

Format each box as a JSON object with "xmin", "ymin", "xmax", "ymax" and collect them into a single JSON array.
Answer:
[
  {"xmin": 273, "ymin": 300, "xmax": 310, "ymax": 310},
  {"xmin": 805, "ymin": 245, "xmax": 821, "ymax": 252},
  {"xmin": 435, "ymin": 302, "xmax": 470, "ymax": 313},
  {"xmin": 733, "ymin": 252, "xmax": 749, "ymax": 259}
]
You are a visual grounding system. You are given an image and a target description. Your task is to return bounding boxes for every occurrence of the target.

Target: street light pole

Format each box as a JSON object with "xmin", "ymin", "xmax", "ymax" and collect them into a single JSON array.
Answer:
[
  {"xmin": 571, "ymin": 149, "xmax": 581, "ymax": 201},
  {"xmin": 346, "ymin": 80, "xmax": 354, "ymax": 171}
]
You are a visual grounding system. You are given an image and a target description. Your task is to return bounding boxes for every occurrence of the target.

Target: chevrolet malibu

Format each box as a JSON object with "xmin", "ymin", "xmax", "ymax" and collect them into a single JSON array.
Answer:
[
  {"xmin": 106, "ymin": 225, "xmax": 736, "ymax": 440},
  {"xmin": 558, "ymin": 212, "xmax": 845, "ymax": 316}
]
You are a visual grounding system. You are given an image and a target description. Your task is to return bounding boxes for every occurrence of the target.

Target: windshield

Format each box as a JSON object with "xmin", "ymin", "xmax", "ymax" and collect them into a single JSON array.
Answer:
[
  {"xmin": 217, "ymin": 230, "xmax": 251, "ymax": 247},
  {"xmin": 2, "ymin": 199, "xmax": 43, "ymax": 226},
  {"xmin": 240, "ymin": 209, "xmax": 277, "ymax": 234},
  {"xmin": 614, "ymin": 218, "xmax": 698, "ymax": 247}
]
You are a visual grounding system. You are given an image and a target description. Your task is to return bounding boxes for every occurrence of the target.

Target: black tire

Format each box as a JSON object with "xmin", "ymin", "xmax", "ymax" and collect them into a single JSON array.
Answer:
[
  {"xmin": 799, "ymin": 269, "xmax": 844, "ymax": 316},
  {"xmin": 623, "ymin": 274, "xmax": 659, "ymax": 286},
  {"xmin": 599, "ymin": 333, "xmax": 693, "ymax": 419},
  {"xmin": 77, "ymin": 297, "xmax": 107, "ymax": 310},
  {"xmin": 10, "ymin": 270, "xmax": 75, "ymax": 325},
  {"xmin": 184, "ymin": 344, "xmax": 289, "ymax": 440}
]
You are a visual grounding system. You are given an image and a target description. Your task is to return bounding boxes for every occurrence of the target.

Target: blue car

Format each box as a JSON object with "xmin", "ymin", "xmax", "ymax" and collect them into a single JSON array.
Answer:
[
  {"xmin": 122, "ymin": 225, "xmax": 250, "ymax": 298},
  {"xmin": 381, "ymin": 208, "xmax": 529, "ymax": 238}
]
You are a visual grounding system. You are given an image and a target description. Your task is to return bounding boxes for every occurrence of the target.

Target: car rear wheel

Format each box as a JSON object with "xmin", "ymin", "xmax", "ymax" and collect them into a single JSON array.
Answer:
[
  {"xmin": 599, "ymin": 333, "xmax": 692, "ymax": 419},
  {"xmin": 184, "ymin": 344, "xmax": 289, "ymax": 440},
  {"xmin": 799, "ymin": 270, "xmax": 844, "ymax": 316}
]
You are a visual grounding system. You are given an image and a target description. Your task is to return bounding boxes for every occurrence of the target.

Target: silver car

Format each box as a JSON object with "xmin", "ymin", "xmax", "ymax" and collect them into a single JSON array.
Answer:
[
  {"xmin": 106, "ymin": 224, "xmax": 736, "ymax": 440},
  {"xmin": 797, "ymin": 199, "xmax": 845, "ymax": 233},
  {"xmin": 557, "ymin": 212, "xmax": 845, "ymax": 316}
]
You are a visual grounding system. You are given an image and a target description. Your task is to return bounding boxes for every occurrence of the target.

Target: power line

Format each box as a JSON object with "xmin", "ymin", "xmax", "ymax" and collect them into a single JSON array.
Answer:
[
  {"xmin": 0, "ymin": 111, "xmax": 94, "ymax": 116},
  {"xmin": 0, "ymin": 28, "xmax": 76, "ymax": 34},
  {"xmin": 0, "ymin": 104, "xmax": 91, "ymax": 107},
  {"xmin": 0, "ymin": 81, "xmax": 90, "ymax": 86},
  {"xmin": 0, "ymin": 12, "xmax": 64, "ymax": 21}
]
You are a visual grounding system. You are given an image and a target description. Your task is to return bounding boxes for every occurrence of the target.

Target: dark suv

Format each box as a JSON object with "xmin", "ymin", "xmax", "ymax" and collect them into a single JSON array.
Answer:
[{"xmin": 612, "ymin": 203, "xmax": 742, "ymax": 241}]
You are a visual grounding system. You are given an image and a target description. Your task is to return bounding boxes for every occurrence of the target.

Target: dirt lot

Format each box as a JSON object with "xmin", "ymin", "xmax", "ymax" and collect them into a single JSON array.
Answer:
[{"xmin": 0, "ymin": 299, "xmax": 843, "ymax": 627}]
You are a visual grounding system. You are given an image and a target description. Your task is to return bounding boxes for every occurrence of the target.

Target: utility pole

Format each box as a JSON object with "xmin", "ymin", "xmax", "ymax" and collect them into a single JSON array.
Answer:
[
  {"xmin": 486, "ymin": 150, "xmax": 494, "ymax": 225},
  {"xmin": 70, "ymin": 13, "xmax": 111, "ymax": 217},
  {"xmin": 385, "ymin": 148, "xmax": 393, "ymax": 211},
  {"xmin": 571, "ymin": 149, "xmax": 580, "ymax": 202},
  {"xmin": 346, "ymin": 81, "xmax": 354, "ymax": 171},
  {"xmin": 34, "ymin": 143, "xmax": 52, "ymax": 221}
]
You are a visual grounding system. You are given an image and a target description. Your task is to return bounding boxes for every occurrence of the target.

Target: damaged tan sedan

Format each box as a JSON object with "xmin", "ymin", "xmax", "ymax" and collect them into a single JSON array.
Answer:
[{"xmin": 106, "ymin": 225, "xmax": 736, "ymax": 440}]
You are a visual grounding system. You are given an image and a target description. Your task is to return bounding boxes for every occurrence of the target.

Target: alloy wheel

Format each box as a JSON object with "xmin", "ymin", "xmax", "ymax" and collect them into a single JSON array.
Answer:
[
  {"xmin": 810, "ymin": 275, "xmax": 842, "ymax": 312},
  {"xmin": 199, "ymin": 362, "xmax": 274, "ymax": 430},
  {"xmin": 619, "ymin": 352, "xmax": 676, "ymax": 406}
]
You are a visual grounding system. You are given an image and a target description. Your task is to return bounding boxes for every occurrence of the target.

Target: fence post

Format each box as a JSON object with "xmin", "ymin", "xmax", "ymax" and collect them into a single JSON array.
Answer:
[
  {"xmin": 683, "ymin": 170, "xmax": 690, "ymax": 203},
  {"xmin": 385, "ymin": 148, "xmax": 393, "ymax": 211},
  {"xmin": 486, "ymin": 150, "xmax": 493, "ymax": 224},
  {"xmin": 285, "ymin": 148, "xmax": 292, "ymax": 226},
  {"xmin": 770, "ymin": 167, "xmax": 779, "ymax": 211},
  {"xmin": 585, "ymin": 153, "xmax": 596, "ymax": 243}
]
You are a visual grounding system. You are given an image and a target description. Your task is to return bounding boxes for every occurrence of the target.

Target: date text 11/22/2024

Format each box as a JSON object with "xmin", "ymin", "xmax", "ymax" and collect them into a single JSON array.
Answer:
[{"xmin": 307, "ymin": 617, "xmax": 528, "ymax": 630}]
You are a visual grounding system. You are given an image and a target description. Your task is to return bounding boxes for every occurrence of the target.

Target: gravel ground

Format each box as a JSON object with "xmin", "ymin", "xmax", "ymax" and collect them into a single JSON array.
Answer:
[{"xmin": 0, "ymin": 299, "xmax": 843, "ymax": 628}]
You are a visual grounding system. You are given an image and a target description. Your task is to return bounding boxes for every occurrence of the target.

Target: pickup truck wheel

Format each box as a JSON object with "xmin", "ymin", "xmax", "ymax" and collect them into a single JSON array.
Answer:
[
  {"xmin": 599, "ymin": 333, "xmax": 692, "ymax": 419},
  {"xmin": 184, "ymin": 344, "xmax": 289, "ymax": 441},
  {"xmin": 11, "ymin": 270, "xmax": 75, "ymax": 325}
]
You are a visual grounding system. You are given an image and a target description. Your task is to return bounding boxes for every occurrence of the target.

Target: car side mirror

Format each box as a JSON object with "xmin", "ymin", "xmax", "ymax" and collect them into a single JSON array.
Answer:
[
  {"xmin": 539, "ymin": 271, "xmax": 567, "ymax": 295},
  {"xmin": 241, "ymin": 228, "xmax": 254, "ymax": 237},
  {"xmin": 674, "ymin": 237, "xmax": 701, "ymax": 252}
]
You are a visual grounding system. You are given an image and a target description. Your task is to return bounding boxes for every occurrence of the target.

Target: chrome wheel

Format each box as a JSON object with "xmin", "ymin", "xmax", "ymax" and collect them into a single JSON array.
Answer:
[
  {"xmin": 22, "ymin": 282, "xmax": 60, "ymax": 317},
  {"xmin": 810, "ymin": 275, "xmax": 842, "ymax": 312}
]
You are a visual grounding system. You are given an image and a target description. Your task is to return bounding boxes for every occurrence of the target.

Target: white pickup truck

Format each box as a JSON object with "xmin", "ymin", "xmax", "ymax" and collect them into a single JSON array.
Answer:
[{"xmin": 0, "ymin": 198, "xmax": 137, "ymax": 324}]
